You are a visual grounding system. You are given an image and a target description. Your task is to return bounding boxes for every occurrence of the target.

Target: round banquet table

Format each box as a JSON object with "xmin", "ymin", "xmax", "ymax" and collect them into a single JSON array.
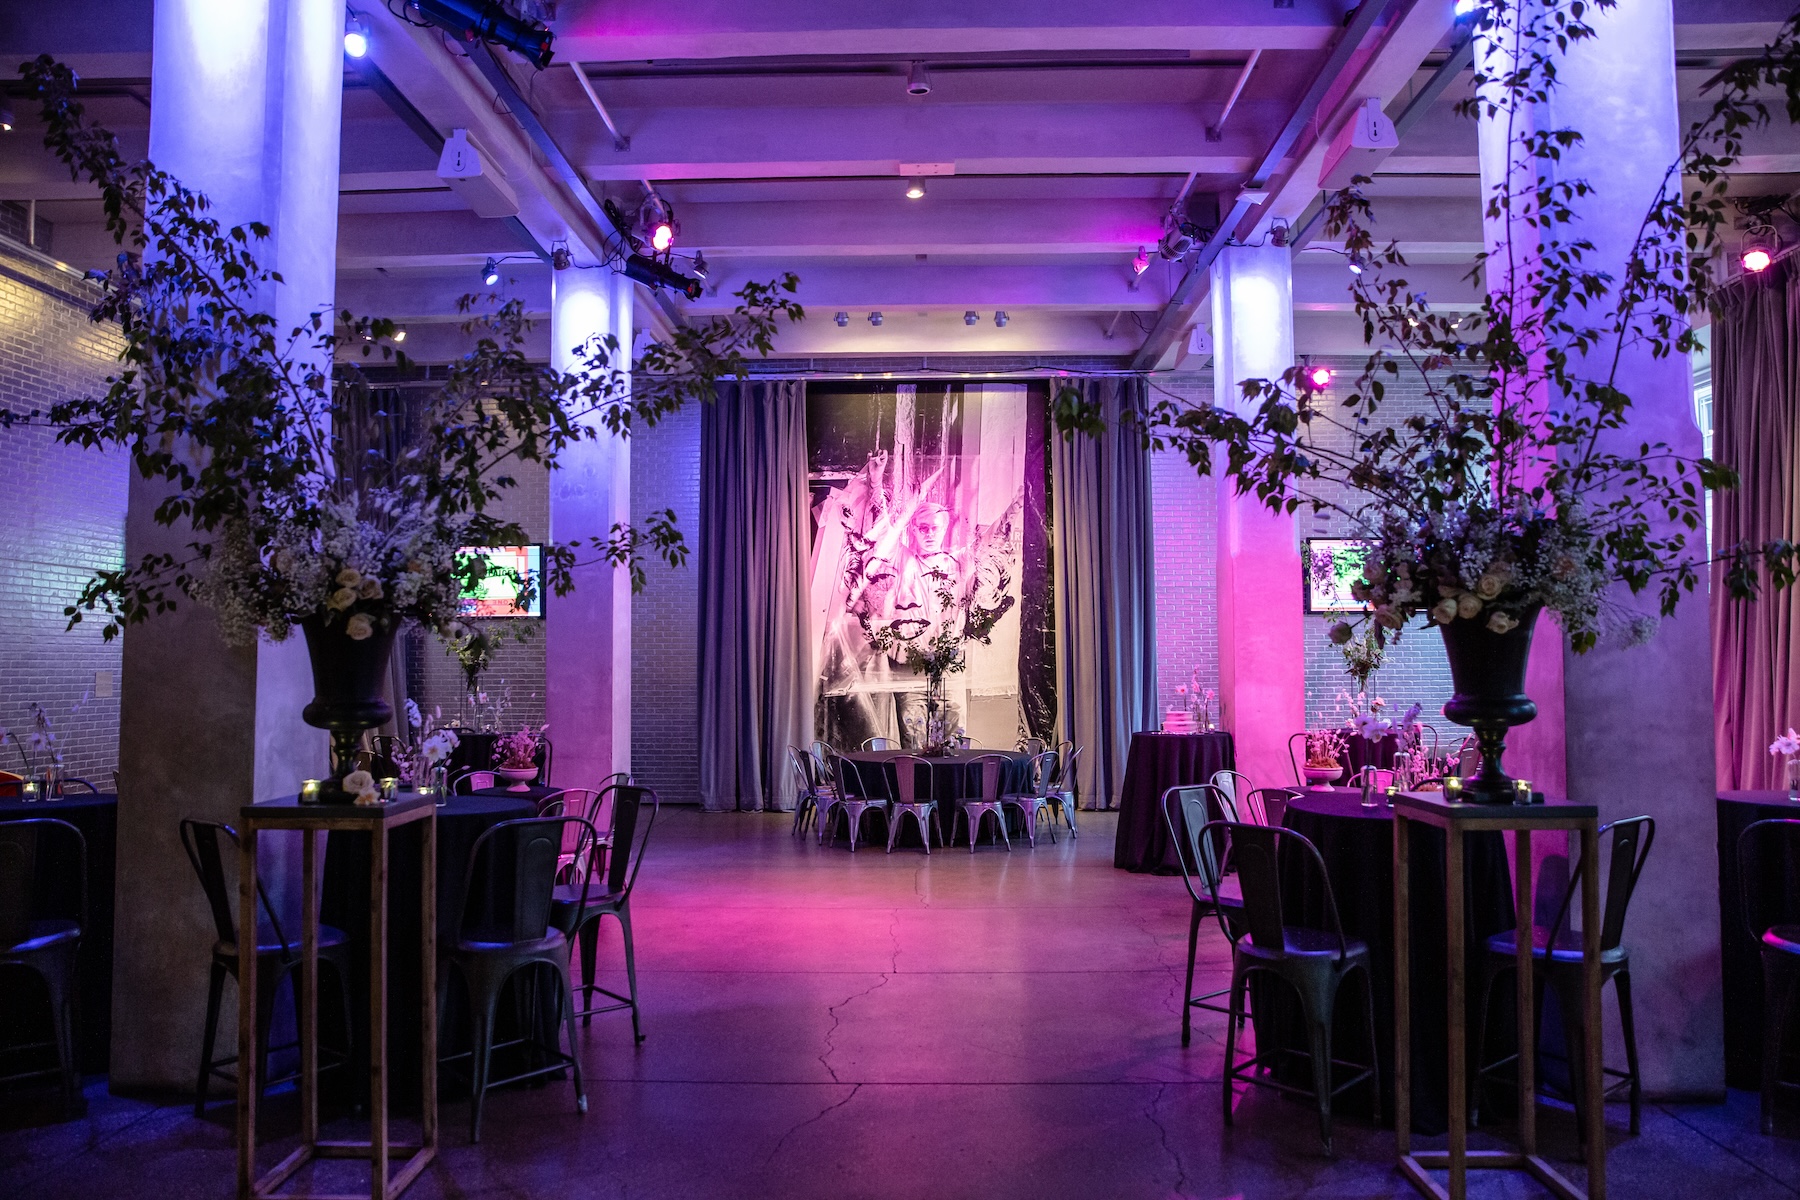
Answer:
[
  {"xmin": 1250, "ymin": 787, "xmax": 1515, "ymax": 1135},
  {"xmin": 0, "ymin": 792, "xmax": 117, "ymax": 1073},
  {"xmin": 1716, "ymin": 791, "xmax": 1800, "ymax": 1090},
  {"xmin": 838, "ymin": 750, "xmax": 1034, "ymax": 846},
  {"xmin": 1114, "ymin": 731, "xmax": 1235, "ymax": 873},
  {"xmin": 321, "ymin": 789, "xmax": 538, "ymax": 1107}
]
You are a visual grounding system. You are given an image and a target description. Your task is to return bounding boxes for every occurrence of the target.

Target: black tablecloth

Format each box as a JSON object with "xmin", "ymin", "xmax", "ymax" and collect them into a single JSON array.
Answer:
[
  {"xmin": 1114, "ymin": 732, "xmax": 1235, "ymax": 872},
  {"xmin": 839, "ymin": 751, "xmax": 1033, "ymax": 846},
  {"xmin": 1254, "ymin": 788, "xmax": 1515, "ymax": 1134},
  {"xmin": 1717, "ymin": 791, "xmax": 1800, "ymax": 1090},
  {"xmin": 0, "ymin": 792, "xmax": 116, "ymax": 1073},
  {"xmin": 321, "ymin": 790, "xmax": 537, "ymax": 1106}
]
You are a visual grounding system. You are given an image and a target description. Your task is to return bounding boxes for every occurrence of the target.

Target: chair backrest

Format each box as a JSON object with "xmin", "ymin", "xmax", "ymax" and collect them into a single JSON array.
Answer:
[
  {"xmin": 1546, "ymin": 815, "xmax": 1655, "ymax": 953},
  {"xmin": 460, "ymin": 815, "xmax": 595, "ymax": 943},
  {"xmin": 58, "ymin": 777, "xmax": 99, "ymax": 795},
  {"xmin": 1738, "ymin": 818, "xmax": 1800, "ymax": 941},
  {"xmin": 969, "ymin": 753, "xmax": 1012, "ymax": 802},
  {"xmin": 1020, "ymin": 737, "xmax": 1047, "ymax": 756},
  {"xmin": 1456, "ymin": 736, "xmax": 1480, "ymax": 778},
  {"xmin": 890, "ymin": 754, "xmax": 930, "ymax": 805},
  {"xmin": 1208, "ymin": 820, "xmax": 1350, "ymax": 960},
  {"xmin": 1244, "ymin": 787, "xmax": 1299, "ymax": 828},
  {"xmin": 539, "ymin": 789, "xmax": 614, "ymax": 863},
  {"xmin": 535, "ymin": 735, "xmax": 553, "ymax": 785},
  {"xmin": 1022, "ymin": 751, "xmax": 1059, "ymax": 797},
  {"xmin": 1211, "ymin": 769, "xmax": 1254, "ymax": 811},
  {"xmin": 1053, "ymin": 744, "xmax": 1084, "ymax": 796},
  {"xmin": 453, "ymin": 769, "xmax": 496, "ymax": 795},
  {"xmin": 1346, "ymin": 767, "xmax": 1395, "ymax": 790},
  {"xmin": 602, "ymin": 784, "xmax": 659, "ymax": 897},
  {"xmin": 0, "ymin": 818, "xmax": 85, "ymax": 948},
  {"xmin": 178, "ymin": 818, "xmax": 280, "ymax": 955},
  {"xmin": 861, "ymin": 736, "xmax": 893, "ymax": 751},
  {"xmin": 789, "ymin": 746, "xmax": 821, "ymax": 801},
  {"xmin": 833, "ymin": 755, "xmax": 875, "ymax": 801},
  {"xmin": 1287, "ymin": 732, "xmax": 1309, "ymax": 786},
  {"xmin": 810, "ymin": 739, "xmax": 836, "ymax": 763},
  {"xmin": 1162, "ymin": 788, "xmax": 1229, "ymax": 915}
]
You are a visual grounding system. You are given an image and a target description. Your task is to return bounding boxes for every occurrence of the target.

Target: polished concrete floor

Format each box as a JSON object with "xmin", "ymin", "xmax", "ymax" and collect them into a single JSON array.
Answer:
[{"xmin": 4, "ymin": 808, "xmax": 1798, "ymax": 1198}]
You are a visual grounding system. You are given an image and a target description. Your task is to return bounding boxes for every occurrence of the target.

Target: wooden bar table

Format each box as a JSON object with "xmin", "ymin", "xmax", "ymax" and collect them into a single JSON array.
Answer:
[
  {"xmin": 1392, "ymin": 791, "xmax": 1604, "ymax": 1200},
  {"xmin": 236, "ymin": 794, "xmax": 438, "ymax": 1200}
]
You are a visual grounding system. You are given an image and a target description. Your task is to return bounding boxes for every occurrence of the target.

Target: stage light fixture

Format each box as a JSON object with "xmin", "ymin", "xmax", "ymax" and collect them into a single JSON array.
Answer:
[
  {"xmin": 994, "ymin": 311, "xmax": 1009, "ymax": 328},
  {"xmin": 1742, "ymin": 229, "xmax": 1776, "ymax": 274},
  {"xmin": 622, "ymin": 254, "xmax": 703, "ymax": 299},
  {"xmin": 343, "ymin": 13, "xmax": 370, "ymax": 58},
  {"xmin": 1454, "ymin": 0, "xmax": 1482, "ymax": 15},
  {"xmin": 550, "ymin": 246, "xmax": 572, "ymax": 270},
  {"xmin": 835, "ymin": 312, "xmax": 849, "ymax": 327},
  {"xmin": 692, "ymin": 251, "xmax": 709, "ymax": 280},
  {"xmin": 405, "ymin": 0, "xmax": 555, "ymax": 68},
  {"xmin": 650, "ymin": 220, "xmax": 674, "ymax": 252},
  {"xmin": 0, "ymin": 103, "xmax": 13, "ymax": 132},
  {"xmin": 964, "ymin": 311, "xmax": 979, "ymax": 326},
  {"xmin": 1132, "ymin": 247, "xmax": 1150, "ymax": 275},
  {"xmin": 392, "ymin": 325, "xmax": 407, "ymax": 343},
  {"xmin": 481, "ymin": 257, "xmax": 501, "ymax": 286},
  {"xmin": 1306, "ymin": 362, "xmax": 1334, "ymax": 390},
  {"xmin": 906, "ymin": 61, "xmax": 931, "ymax": 96},
  {"xmin": 905, "ymin": 178, "xmax": 927, "ymax": 200},
  {"xmin": 1346, "ymin": 249, "xmax": 1366, "ymax": 276},
  {"xmin": 869, "ymin": 311, "xmax": 884, "ymax": 326}
]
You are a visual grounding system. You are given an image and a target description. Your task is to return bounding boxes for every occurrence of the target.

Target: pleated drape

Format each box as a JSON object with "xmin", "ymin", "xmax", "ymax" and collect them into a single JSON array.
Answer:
[
  {"xmin": 1711, "ymin": 260, "xmax": 1800, "ymax": 789},
  {"xmin": 697, "ymin": 380, "xmax": 815, "ymax": 811},
  {"xmin": 1050, "ymin": 376, "xmax": 1158, "ymax": 808}
]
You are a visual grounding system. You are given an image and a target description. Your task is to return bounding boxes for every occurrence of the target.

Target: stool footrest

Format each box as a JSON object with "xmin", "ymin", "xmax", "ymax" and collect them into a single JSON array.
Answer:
[
  {"xmin": 1400, "ymin": 1151, "xmax": 1586, "ymax": 1200},
  {"xmin": 251, "ymin": 1141, "xmax": 435, "ymax": 1200}
]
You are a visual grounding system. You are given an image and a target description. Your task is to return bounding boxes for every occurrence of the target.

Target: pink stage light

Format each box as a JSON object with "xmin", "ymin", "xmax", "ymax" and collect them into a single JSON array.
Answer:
[
  {"xmin": 1742, "ymin": 246, "xmax": 1773, "ymax": 273},
  {"xmin": 1307, "ymin": 364, "xmax": 1333, "ymax": 389},
  {"xmin": 651, "ymin": 221, "xmax": 675, "ymax": 253}
]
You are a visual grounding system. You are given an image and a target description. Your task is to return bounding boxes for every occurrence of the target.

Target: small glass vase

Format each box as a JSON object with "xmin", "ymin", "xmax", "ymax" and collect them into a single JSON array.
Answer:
[{"xmin": 1787, "ymin": 754, "xmax": 1800, "ymax": 802}]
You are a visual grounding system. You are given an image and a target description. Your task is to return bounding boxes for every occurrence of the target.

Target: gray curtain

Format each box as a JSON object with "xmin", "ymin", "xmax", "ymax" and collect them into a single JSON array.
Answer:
[
  {"xmin": 1050, "ymin": 376, "xmax": 1158, "ymax": 808},
  {"xmin": 697, "ymin": 380, "xmax": 815, "ymax": 811},
  {"xmin": 1712, "ymin": 259, "xmax": 1800, "ymax": 790}
]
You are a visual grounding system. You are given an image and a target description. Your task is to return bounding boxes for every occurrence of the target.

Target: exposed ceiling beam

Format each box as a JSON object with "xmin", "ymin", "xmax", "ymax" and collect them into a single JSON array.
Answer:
[{"xmin": 1130, "ymin": 0, "xmax": 1457, "ymax": 369}]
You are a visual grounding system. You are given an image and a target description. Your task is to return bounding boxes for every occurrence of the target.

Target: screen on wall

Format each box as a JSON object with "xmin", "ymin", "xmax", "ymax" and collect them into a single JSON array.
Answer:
[
  {"xmin": 458, "ymin": 545, "xmax": 544, "ymax": 618},
  {"xmin": 1303, "ymin": 537, "xmax": 1373, "ymax": 613}
]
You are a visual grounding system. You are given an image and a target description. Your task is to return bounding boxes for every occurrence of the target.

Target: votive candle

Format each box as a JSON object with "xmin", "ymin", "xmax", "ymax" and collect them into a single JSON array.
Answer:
[
  {"xmin": 1443, "ymin": 776, "xmax": 1463, "ymax": 802},
  {"xmin": 299, "ymin": 779, "xmax": 322, "ymax": 804}
]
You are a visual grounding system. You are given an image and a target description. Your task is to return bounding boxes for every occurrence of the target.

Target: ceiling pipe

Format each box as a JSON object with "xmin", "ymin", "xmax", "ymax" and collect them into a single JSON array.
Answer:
[
  {"xmin": 1130, "ymin": 0, "xmax": 1401, "ymax": 369},
  {"xmin": 569, "ymin": 62, "xmax": 632, "ymax": 151},
  {"xmin": 1206, "ymin": 50, "xmax": 1261, "ymax": 142},
  {"xmin": 464, "ymin": 42, "xmax": 684, "ymax": 327}
]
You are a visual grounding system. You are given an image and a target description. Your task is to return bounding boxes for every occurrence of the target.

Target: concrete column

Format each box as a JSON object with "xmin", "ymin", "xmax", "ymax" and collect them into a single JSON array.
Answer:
[
  {"xmin": 1479, "ymin": 0, "xmax": 1720, "ymax": 1097},
  {"xmin": 1211, "ymin": 243, "xmax": 1305, "ymax": 789},
  {"xmin": 545, "ymin": 269, "xmax": 634, "ymax": 785},
  {"xmin": 109, "ymin": 0, "xmax": 343, "ymax": 1091}
]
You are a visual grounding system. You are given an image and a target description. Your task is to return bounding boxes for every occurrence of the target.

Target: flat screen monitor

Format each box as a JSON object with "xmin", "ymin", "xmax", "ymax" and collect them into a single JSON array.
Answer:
[
  {"xmin": 458, "ymin": 544, "xmax": 543, "ymax": 618},
  {"xmin": 1303, "ymin": 537, "xmax": 1373, "ymax": 614}
]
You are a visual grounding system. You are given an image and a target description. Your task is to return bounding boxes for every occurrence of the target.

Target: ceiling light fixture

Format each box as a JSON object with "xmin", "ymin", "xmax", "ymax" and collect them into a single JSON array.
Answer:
[
  {"xmin": 869, "ymin": 311, "xmax": 884, "ymax": 326},
  {"xmin": 1453, "ymin": 0, "xmax": 1483, "ymax": 16},
  {"xmin": 905, "ymin": 177, "xmax": 926, "ymax": 200},
  {"xmin": 551, "ymin": 245, "xmax": 572, "ymax": 270},
  {"xmin": 964, "ymin": 311, "xmax": 979, "ymax": 326},
  {"xmin": 906, "ymin": 61, "xmax": 931, "ymax": 96},
  {"xmin": 691, "ymin": 251, "xmax": 708, "ymax": 280},
  {"xmin": 1306, "ymin": 361, "xmax": 1334, "ymax": 390},
  {"xmin": 1346, "ymin": 249, "xmax": 1366, "ymax": 276},
  {"xmin": 994, "ymin": 311, "xmax": 1009, "ymax": 328},
  {"xmin": 481, "ymin": 257, "xmax": 501, "ymax": 286},
  {"xmin": 1132, "ymin": 247, "xmax": 1151, "ymax": 275},
  {"xmin": 835, "ymin": 312, "xmax": 849, "ymax": 327},
  {"xmin": 405, "ymin": 0, "xmax": 555, "ymax": 68},
  {"xmin": 343, "ymin": 13, "xmax": 370, "ymax": 58},
  {"xmin": 0, "ymin": 103, "xmax": 14, "ymax": 133},
  {"xmin": 1742, "ymin": 228, "xmax": 1776, "ymax": 274},
  {"xmin": 392, "ymin": 325, "xmax": 407, "ymax": 343}
]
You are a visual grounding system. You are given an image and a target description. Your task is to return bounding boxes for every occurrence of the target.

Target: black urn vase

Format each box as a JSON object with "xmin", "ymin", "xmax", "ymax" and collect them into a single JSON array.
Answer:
[
  {"xmin": 300, "ymin": 615, "xmax": 397, "ymax": 794},
  {"xmin": 1439, "ymin": 605, "xmax": 1541, "ymax": 803}
]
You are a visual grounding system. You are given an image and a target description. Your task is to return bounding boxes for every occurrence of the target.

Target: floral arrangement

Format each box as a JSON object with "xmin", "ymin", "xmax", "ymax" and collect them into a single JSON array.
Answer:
[
  {"xmin": 341, "ymin": 768, "xmax": 379, "ymax": 807},
  {"xmin": 399, "ymin": 699, "xmax": 460, "ymax": 786},
  {"xmin": 1304, "ymin": 727, "xmax": 1347, "ymax": 769},
  {"xmin": 493, "ymin": 724, "xmax": 547, "ymax": 771},
  {"xmin": 903, "ymin": 709, "xmax": 964, "ymax": 752},
  {"xmin": 1770, "ymin": 729, "xmax": 1800, "ymax": 758},
  {"xmin": 2, "ymin": 701, "xmax": 70, "ymax": 776}
]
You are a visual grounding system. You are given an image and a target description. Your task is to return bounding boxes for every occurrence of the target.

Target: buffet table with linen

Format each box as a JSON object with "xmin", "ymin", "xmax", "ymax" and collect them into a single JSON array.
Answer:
[
  {"xmin": 1114, "ymin": 731, "xmax": 1235, "ymax": 873},
  {"xmin": 1252, "ymin": 787, "xmax": 1516, "ymax": 1134}
]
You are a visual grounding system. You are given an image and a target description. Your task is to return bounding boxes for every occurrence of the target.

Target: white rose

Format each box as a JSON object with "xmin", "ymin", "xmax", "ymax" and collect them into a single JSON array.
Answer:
[
  {"xmin": 1431, "ymin": 598, "xmax": 1459, "ymax": 624},
  {"xmin": 1456, "ymin": 593, "xmax": 1483, "ymax": 619},
  {"xmin": 1486, "ymin": 611, "xmax": 1520, "ymax": 635},
  {"xmin": 1476, "ymin": 573, "xmax": 1505, "ymax": 600},
  {"xmin": 328, "ymin": 587, "xmax": 358, "ymax": 611},
  {"xmin": 345, "ymin": 613, "xmax": 375, "ymax": 641},
  {"xmin": 1374, "ymin": 606, "xmax": 1404, "ymax": 630},
  {"xmin": 359, "ymin": 577, "xmax": 384, "ymax": 600},
  {"xmin": 336, "ymin": 567, "xmax": 363, "ymax": 587},
  {"xmin": 342, "ymin": 769, "xmax": 373, "ymax": 795},
  {"xmin": 1328, "ymin": 621, "xmax": 1354, "ymax": 645}
]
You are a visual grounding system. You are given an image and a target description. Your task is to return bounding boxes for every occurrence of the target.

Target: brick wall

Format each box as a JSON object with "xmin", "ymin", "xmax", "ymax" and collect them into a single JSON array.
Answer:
[
  {"xmin": 1148, "ymin": 371, "xmax": 1221, "ymax": 718},
  {"xmin": 629, "ymin": 404, "xmax": 701, "ymax": 804},
  {"xmin": 1294, "ymin": 355, "xmax": 1456, "ymax": 732},
  {"xmin": 0, "ymin": 238, "xmax": 127, "ymax": 784}
]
